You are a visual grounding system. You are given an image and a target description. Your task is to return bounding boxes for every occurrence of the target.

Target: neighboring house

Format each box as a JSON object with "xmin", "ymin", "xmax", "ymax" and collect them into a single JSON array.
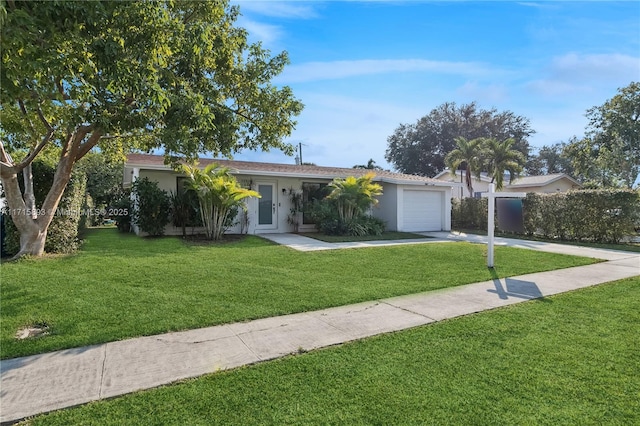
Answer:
[
  {"xmin": 124, "ymin": 154, "xmax": 458, "ymax": 236},
  {"xmin": 433, "ymin": 169, "xmax": 582, "ymax": 199}
]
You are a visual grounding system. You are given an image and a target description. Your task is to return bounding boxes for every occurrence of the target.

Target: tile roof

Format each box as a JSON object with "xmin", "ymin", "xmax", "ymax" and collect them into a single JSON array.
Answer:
[{"xmin": 125, "ymin": 154, "xmax": 453, "ymax": 186}]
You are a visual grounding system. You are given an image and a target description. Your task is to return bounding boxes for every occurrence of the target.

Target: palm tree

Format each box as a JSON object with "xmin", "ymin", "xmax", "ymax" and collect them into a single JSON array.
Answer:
[
  {"xmin": 326, "ymin": 172, "xmax": 383, "ymax": 221},
  {"xmin": 445, "ymin": 137, "xmax": 482, "ymax": 197},
  {"xmin": 353, "ymin": 159, "xmax": 383, "ymax": 170},
  {"xmin": 179, "ymin": 162, "xmax": 260, "ymax": 240},
  {"xmin": 481, "ymin": 138, "xmax": 526, "ymax": 190}
]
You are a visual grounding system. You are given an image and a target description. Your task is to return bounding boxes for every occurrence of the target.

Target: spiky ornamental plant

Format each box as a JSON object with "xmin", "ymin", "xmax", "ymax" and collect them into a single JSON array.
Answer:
[
  {"xmin": 179, "ymin": 163, "xmax": 260, "ymax": 240},
  {"xmin": 326, "ymin": 172, "xmax": 383, "ymax": 221}
]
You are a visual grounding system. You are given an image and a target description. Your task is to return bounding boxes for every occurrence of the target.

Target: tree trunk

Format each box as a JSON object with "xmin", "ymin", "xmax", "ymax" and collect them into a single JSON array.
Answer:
[
  {"xmin": 1, "ymin": 157, "xmax": 74, "ymax": 259},
  {"xmin": 14, "ymin": 225, "xmax": 48, "ymax": 259},
  {"xmin": 22, "ymin": 163, "xmax": 37, "ymax": 219}
]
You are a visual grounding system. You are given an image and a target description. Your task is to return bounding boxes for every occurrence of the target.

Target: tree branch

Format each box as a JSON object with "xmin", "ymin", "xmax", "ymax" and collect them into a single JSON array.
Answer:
[
  {"xmin": 35, "ymin": 104, "xmax": 54, "ymax": 132},
  {"xmin": 55, "ymin": 78, "xmax": 71, "ymax": 100},
  {"xmin": 75, "ymin": 130, "xmax": 103, "ymax": 161},
  {"xmin": 15, "ymin": 128, "xmax": 55, "ymax": 173},
  {"xmin": 227, "ymin": 105, "xmax": 263, "ymax": 133},
  {"xmin": 18, "ymin": 99, "xmax": 38, "ymax": 134}
]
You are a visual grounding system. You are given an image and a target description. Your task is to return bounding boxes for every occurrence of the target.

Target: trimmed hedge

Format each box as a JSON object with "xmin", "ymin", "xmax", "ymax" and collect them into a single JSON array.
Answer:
[
  {"xmin": 2, "ymin": 161, "xmax": 87, "ymax": 255},
  {"xmin": 453, "ymin": 189, "xmax": 639, "ymax": 244},
  {"xmin": 452, "ymin": 197, "xmax": 488, "ymax": 231}
]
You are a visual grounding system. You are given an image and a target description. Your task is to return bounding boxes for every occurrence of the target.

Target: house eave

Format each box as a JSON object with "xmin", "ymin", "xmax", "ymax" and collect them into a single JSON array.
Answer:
[{"xmin": 124, "ymin": 160, "xmax": 457, "ymax": 187}]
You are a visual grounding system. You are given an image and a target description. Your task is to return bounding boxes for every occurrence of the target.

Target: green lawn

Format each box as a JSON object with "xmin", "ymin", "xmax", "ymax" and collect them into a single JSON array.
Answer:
[
  {"xmin": 0, "ymin": 228, "xmax": 599, "ymax": 359},
  {"xmin": 26, "ymin": 277, "xmax": 640, "ymax": 425},
  {"xmin": 299, "ymin": 231, "xmax": 430, "ymax": 243}
]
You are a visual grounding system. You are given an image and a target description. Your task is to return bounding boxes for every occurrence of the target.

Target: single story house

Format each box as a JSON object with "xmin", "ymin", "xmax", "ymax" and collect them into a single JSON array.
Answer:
[
  {"xmin": 124, "ymin": 154, "xmax": 458, "ymax": 236},
  {"xmin": 433, "ymin": 169, "xmax": 582, "ymax": 199}
]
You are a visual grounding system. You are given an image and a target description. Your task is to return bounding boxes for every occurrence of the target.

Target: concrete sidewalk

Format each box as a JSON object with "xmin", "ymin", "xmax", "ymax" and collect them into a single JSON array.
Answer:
[{"xmin": 1, "ymin": 235, "xmax": 638, "ymax": 423}]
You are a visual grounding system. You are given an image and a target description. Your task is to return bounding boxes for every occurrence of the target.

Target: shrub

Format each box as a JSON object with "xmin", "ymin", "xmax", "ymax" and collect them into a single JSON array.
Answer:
[
  {"xmin": 131, "ymin": 178, "xmax": 171, "ymax": 236},
  {"xmin": 458, "ymin": 189, "xmax": 639, "ymax": 244},
  {"xmin": 111, "ymin": 191, "xmax": 132, "ymax": 233},
  {"xmin": 178, "ymin": 163, "xmax": 258, "ymax": 240},
  {"xmin": 451, "ymin": 197, "xmax": 487, "ymax": 231},
  {"xmin": 307, "ymin": 199, "xmax": 385, "ymax": 236}
]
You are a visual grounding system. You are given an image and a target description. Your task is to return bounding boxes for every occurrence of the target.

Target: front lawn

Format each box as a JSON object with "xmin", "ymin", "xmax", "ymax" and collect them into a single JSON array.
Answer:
[
  {"xmin": 1, "ymin": 228, "xmax": 599, "ymax": 359},
  {"xmin": 27, "ymin": 277, "xmax": 640, "ymax": 425}
]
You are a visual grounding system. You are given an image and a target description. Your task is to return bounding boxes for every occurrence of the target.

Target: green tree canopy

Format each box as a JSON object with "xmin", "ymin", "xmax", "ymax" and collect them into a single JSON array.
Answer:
[
  {"xmin": 0, "ymin": 0, "xmax": 303, "ymax": 257},
  {"xmin": 578, "ymin": 81, "xmax": 639, "ymax": 188},
  {"xmin": 525, "ymin": 142, "xmax": 574, "ymax": 176},
  {"xmin": 385, "ymin": 102, "xmax": 533, "ymax": 177}
]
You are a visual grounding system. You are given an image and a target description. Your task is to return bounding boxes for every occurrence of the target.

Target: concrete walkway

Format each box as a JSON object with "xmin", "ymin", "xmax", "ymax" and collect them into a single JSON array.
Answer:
[{"xmin": 1, "ymin": 234, "xmax": 638, "ymax": 424}]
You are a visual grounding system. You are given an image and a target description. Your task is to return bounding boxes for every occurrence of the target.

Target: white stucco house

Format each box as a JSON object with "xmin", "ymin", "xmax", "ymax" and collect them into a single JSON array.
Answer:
[
  {"xmin": 124, "ymin": 154, "xmax": 458, "ymax": 235},
  {"xmin": 433, "ymin": 169, "xmax": 582, "ymax": 199}
]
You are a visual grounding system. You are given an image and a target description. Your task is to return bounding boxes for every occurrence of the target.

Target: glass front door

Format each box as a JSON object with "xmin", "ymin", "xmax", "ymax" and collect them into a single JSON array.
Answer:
[{"xmin": 257, "ymin": 183, "xmax": 276, "ymax": 229}]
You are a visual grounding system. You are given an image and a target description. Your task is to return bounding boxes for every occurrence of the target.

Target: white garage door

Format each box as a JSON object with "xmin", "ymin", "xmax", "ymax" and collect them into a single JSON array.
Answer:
[{"xmin": 402, "ymin": 190, "xmax": 443, "ymax": 232}]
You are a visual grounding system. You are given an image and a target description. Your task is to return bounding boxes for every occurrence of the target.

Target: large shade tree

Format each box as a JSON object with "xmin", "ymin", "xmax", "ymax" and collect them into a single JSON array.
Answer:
[
  {"xmin": 525, "ymin": 142, "xmax": 574, "ymax": 176},
  {"xmin": 565, "ymin": 82, "xmax": 639, "ymax": 188},
  {"xmin": 0, "ymin": 0, "xmax": 303, "ymax": 258},
  {"xmin": 385, "ymin": 102, "xmax": 534, "ymax": 177}
]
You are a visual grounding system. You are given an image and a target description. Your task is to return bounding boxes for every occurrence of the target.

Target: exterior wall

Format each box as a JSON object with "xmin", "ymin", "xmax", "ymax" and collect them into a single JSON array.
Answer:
[
  {"xmin": 435, "ymin": 173, "xmax": 489, "ymax": 199},
  {"xmin": 372, "ymin": 183, "xmax": 398, "ymax": 231},
  {"xmin": 139, "ymin": 170, "xmax": 179, "ymax": 194},
  {"xmin": 238, "ymin": 175, "xmax": 331, "ymax": 235},
  {"xmin": 131, "ymin": 168, "xmax": 451, "ymax": 236},
  {"xmin": 132, "ymin": 169, "xmax": 333, "ymax": 236}
]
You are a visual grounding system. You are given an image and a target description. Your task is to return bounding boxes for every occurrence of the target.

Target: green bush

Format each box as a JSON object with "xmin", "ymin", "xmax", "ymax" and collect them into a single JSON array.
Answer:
[
  {"xmin": 306, "ymin": 199, "xmax": 385, "ymax": 236},
  {"xmin": 451, "ymin": 197, "xmax": 487, "ymax": 231},
  {"xmin": 456, "ymin": 189, "xmax": 639, "ymax": 244},
  {"xmin": 2, "ymin": 161, "xmax": 87, "ymax": 255},
  {"xmin": 111, "ymin": 190, "xmax": 132, "ymax": 233},
  {"xmin": 131, "ymin": 178, "xmax": 171, "ymax": 237},
  {"xmin": 348, "ymin": 216, "xmax": 385, "ymax": 236}
]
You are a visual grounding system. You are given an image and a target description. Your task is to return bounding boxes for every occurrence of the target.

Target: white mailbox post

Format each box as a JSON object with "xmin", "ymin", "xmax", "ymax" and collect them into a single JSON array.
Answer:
[{"xmin": 482, "ymin": 183, "xmax": 527, "ymax": 268}]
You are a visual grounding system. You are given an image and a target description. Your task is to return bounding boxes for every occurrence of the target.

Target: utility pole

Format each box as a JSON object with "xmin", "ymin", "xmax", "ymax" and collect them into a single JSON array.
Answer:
[{"xmin": 298, "ymin": 142, "xmax": 303, "ymax": 165}]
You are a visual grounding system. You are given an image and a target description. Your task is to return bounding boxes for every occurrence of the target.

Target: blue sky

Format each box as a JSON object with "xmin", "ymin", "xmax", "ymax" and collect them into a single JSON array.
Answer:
[{"xmin": 229, "ymin": 1, "xmax": 640, "ymax": 172}]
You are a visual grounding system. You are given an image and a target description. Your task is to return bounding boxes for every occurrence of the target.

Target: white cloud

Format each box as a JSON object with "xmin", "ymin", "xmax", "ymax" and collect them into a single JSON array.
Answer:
[
  {"xmin": 550, "ymin": 52, "xmax": 639, "ymax": 81},
  {"xmin": 526, "ymin": 53, "xmax": 640, "ymax": 96},
  {"xmin": 236, "ymin": 18, "xmax": 284, "ymax": 46},
  {"xmin": 274, "ymin": 59, "xmax": 500, "ymax": 84},
  {"xmin": 234, "ymin": 1, "xmax": 319, "ymax": 19}
]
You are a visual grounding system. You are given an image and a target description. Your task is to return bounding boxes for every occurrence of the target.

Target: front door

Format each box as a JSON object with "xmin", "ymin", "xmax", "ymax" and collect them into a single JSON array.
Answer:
[{"xmin": 256, "ymin": 182, "xmax": 277, "ymax": 230}]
